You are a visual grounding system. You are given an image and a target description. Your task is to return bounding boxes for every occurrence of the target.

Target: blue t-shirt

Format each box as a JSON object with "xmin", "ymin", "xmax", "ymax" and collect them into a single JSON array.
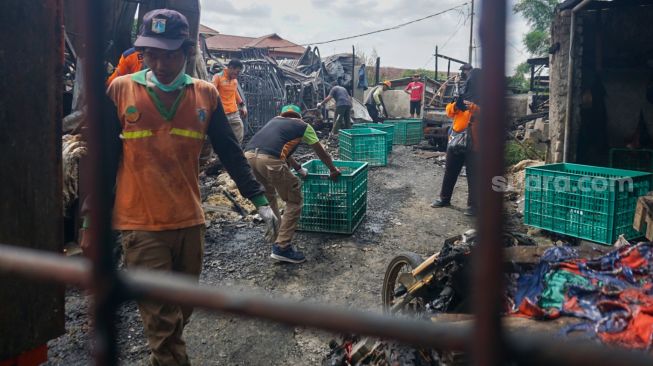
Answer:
[{"xmin": 329, "ymin": 86, "xmax": 352, "ymax": 107}]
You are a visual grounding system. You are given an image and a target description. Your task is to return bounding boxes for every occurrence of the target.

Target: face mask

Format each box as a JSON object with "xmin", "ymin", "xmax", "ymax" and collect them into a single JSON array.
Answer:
[{"xmin": 150, "ymin": 58, "xmax": 187, "ymax": 92}]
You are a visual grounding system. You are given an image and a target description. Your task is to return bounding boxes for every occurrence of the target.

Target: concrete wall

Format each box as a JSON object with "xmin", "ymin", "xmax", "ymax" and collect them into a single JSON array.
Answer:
[
  {"xmin": 505, "ymin": 94, "xmax": 530, "ymax": 126},
  {"xmin": 362, "ymin": 89, "xmax": 412, "ymax": 118},
  {"xmin": 548, "ymin": 9, "xmax": 581, "ymax": 163},
  {"xmin": 549, "ymin": 5, "xmax": 653, "ymax": 164}
]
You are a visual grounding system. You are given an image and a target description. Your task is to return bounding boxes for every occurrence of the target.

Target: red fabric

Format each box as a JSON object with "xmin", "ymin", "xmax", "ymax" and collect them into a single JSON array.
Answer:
[
  {"xmin": 619, "ymin": 248, "xmax": 647, "ymax": 271},
  {"xmin": 404, "ymin": 81, "xmax": 424, "ymax": 101},
  {"xmin": 597, "ymin": 290, "xmax": 653, "ymax": 350},
  {"xmin": 515, "ymin": 298, "xmax": 560, "ymax": 319},
  {"xmin": 0, "ymin": 345, "xmax": 47, "ymax": 366}
]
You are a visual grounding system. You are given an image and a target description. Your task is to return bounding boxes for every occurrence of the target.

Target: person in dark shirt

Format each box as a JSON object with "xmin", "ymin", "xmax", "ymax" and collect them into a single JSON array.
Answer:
[
  {"xmin": 318, "ymin": 85, "xmax": 353, "ymax": 135},
  {"xmin": 244, "ymin": 104, "xmax": 341, "ymax": 263}
]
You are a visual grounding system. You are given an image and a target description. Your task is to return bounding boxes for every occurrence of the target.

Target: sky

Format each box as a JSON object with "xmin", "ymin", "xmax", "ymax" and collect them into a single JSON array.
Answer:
[{"xmin": 199, "ymin": 0, "xmax": 530, "ymax": 75}]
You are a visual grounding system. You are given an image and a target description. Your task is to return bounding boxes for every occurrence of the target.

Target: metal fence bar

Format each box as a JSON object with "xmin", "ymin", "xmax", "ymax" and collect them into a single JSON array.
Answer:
[
  {"xmin": 80, "ymin": 0, "xmax": 120, "ymax": 364},
  {"xmin": 2, "ymin": 243, "xmax": 653, "ymax": 366},
  {"xmin": 473, "ymin": 0, "xmax": 507, "ymax": 365}
]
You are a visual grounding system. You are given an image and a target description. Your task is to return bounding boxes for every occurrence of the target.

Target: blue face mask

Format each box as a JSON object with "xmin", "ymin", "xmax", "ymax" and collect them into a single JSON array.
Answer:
[{"xmin": 150, "ymin": 59, "xmax": 187, "ymax": 92}]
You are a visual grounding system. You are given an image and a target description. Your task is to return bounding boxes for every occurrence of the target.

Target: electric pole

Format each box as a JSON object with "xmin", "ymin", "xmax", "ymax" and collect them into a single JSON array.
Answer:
[{"xmin": 468, "ymin": 0, "xmax": 474, "ymax": 64}]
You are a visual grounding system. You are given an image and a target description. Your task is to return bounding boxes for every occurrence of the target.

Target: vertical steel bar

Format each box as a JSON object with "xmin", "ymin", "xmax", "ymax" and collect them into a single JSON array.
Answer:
[
  {"xmin": 435, "ymin": 45, "xmax": 438, "ymax": 81},
  {"xmin": 375, "ymin": 57, "xmax": 381, "ymax": 85},
  {"xmin": 447, "ymin": 59, "xmax": 451, "ymax": 79},
  {"xmin": 79, "ymin": 0, "xmax": 119, "ymax": 364},
  {"xmin": 472, "ymin": 0, "xmax": 507, "ymax": 365},
  {"xmin": 351, "ymin": 45, "xmax": 356, "ymax": 97}
]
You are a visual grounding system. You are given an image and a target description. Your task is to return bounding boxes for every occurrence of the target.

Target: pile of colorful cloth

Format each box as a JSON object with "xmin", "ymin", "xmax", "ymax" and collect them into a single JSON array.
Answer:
[{"xmin": 509, "ymin": 242, "xmax": 653, "ymax": 350}]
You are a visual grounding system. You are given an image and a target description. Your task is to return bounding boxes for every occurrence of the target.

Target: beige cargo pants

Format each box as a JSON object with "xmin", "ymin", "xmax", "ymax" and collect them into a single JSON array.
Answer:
[
  {"xmin": 245, "ymin": 150, "xmax": 303, "ymax": 245},
  {"xmin": 121, "ymin": 225, "xmax": 205, "ymax": 366},
  {"xmin": 199, "ymin": 112, "xmax": 244, "ymax": 167}
]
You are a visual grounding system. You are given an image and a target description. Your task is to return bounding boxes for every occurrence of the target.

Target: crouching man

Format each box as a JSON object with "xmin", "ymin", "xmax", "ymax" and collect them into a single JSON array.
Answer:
[{"xmin": 244, "ymin": 104, "xmax": 341, "ymax": 263}]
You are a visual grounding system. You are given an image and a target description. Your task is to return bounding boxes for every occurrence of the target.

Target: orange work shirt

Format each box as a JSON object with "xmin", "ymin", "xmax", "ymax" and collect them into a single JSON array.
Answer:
[
  {"xmin": 107, "ymin": 48, "xmax": 144, "ymax": 86},
  {"xmin": 107, "ymin": 70, "xmax": 219, "ymax": 231},
  {"xmin": 446, "ymin": 101, "xmax": 480, "ymax": 151},
  {"xmin": 212, "ymin": 70, "xmax": 243, "ymax": 114}
]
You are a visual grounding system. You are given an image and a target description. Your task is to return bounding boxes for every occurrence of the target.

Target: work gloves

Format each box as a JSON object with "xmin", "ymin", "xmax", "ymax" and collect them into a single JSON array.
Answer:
[
  {"xmin": 316, "ymin": 102, "xmax": 323, "ymax": 109},
  {"xmin": 377, "ymin": 105, "xmax": 384, "ymax": 115},
  {"xmin": 296, "ymin": 167, "xmax": 309, "ymax": 179},
  {"xmin": 258, "ymin": 205, "xmax": 279, "ymax": 243}
]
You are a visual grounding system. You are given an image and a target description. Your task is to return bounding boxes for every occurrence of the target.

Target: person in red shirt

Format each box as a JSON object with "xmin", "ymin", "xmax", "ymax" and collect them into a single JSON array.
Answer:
[{"xmin": 404, "ymin": 74, "xmax": 424, "ymax": 118}]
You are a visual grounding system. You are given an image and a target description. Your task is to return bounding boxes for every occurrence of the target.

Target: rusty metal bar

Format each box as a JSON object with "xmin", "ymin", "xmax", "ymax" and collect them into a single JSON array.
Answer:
[
  {"xmin": 2, "ymin": 243, "xmax": 653, "ymax": 366},
  {"xmin": 0, "ymin": 243, "xmax": 469, "ymax": 351},
  {"xmin": 79, "ymin": 0, "xmax": 121, "ymax": 364},
  {"xmin": 473, "ymin": 0, "xmax": 507, "ymax": 365}
]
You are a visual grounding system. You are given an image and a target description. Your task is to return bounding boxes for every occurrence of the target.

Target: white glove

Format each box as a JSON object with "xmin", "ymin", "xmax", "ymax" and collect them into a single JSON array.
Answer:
[
  {"xmin": 258, "ymin": 205, "xmax": 279, "ymax": 243},
  {"xmin": 378, "ymin": 105, "xmax": 385, "ymax": 115},
  {"xmin": 316, "ymin": 102, "xmax": 323, "ymax": 108},
  {"xmin": 296, "ymin": 167, "xmax": 308, "ymax": 178}
]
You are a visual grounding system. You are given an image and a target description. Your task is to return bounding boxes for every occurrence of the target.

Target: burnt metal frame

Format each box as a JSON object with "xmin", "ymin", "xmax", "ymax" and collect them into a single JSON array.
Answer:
[{"xmin": 2, "ymin": 1, "xmax": 653, "ymax": 366}]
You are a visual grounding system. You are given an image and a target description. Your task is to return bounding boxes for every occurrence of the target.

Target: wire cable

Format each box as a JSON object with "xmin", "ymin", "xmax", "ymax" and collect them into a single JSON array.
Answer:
[{"xmin": 270, "ymin": 3, "xmax": 469, "ymax": 49}]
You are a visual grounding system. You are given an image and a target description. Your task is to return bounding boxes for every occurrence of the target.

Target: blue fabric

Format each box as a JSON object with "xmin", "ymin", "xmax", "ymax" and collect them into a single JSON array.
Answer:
[
  {"xmin": 358, "ymin": 64, "xmax": 368, "ymax": 90},
  {"xmin": 511, "ymin": 246, "xmax": 580, "ymax": 309}
]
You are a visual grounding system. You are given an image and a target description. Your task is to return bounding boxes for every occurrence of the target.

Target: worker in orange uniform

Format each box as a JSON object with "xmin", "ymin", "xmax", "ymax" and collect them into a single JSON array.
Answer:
[
  {"xmin": 106, "ymin": 47, "xmax": 144, "ymax": 86},
  {"xmin": 84, "ymin": 9, "xmax": 278, "ymax": 365},
  {"xmin": 212, "ymin": 59, "xmax": 247, "ymax": 144},
  {"xmin": 431, "ymin": 94, "xmax": 479, "ymax": 216}
]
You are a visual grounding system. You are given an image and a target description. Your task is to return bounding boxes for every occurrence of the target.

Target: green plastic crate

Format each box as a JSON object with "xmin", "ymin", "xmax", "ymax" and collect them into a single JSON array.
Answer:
[
  {"xmin": 339, "ymin": 128, "xmax": 388, "ymax": 167},
  {"xmin": 353, "ymin": 123, "xmax": 395, "ymax": 153},
  {"xmin": 523, "ymin": 163, "xmax": 651, "ymax": 245},
  {"xmin": 297, "ymin": 160, "xmax": 368, "ymax": 234},
  {"xmin": 609, "ymin": 148, "xmax": 653, "ymax": 172},
  {"xmin": 385, "ymin": 119, "xmax": 423, "ymax": 145}
]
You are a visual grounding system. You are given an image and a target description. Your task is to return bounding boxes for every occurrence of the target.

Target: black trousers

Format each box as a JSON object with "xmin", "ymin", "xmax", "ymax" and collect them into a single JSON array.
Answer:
[
  {"xmin": 439, "ymin": 148, "xmax": 476, "ymax": 207},
  {"xmin": 410, "ymin": 100, "xmax": 422, "ymax": 116},
  {"xmin": 332, "ymin": 105, "xmax": 352, "ymax": 133},
  {"xmin": 366, "ymin": 103, "xmax": 382, "ymax": 123}
]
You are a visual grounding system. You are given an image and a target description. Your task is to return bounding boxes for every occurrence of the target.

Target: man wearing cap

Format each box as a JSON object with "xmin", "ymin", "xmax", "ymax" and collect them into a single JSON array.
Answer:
[
  {"xmin": 91, "ymin": 9, "xmax": 279, "ymax": 365},
  {"xmin": 212, "ymin": 59, "xmax": 247, "ymax": 144},
  {"xmin": 364, "ymin": 81, "xmax": 391, "ymax": 123},
  {"xmin": 457, "ymin": 63, "xmax": 473, "ymax": 95},
  {"xmin": 404, "ymin": 74, "xmax": 424, "ymax": 118},
  {"xmin": 244, "ymin": 104, "xmax": 341, "ymax": 263}
]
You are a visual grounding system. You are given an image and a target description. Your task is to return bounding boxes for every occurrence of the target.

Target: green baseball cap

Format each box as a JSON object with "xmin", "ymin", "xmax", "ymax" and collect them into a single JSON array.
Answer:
[{"xmin": 280, "ymin": 104, "xmax": 302, "ymax": 118}]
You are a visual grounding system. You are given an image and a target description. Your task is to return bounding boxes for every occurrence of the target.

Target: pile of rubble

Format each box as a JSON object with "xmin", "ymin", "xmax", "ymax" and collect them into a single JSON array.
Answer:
[
  {"xmin": 62, "ymin": 134, "xmax": 87, "ymax": 214},
  {"xmin": 513, "ymin": 117, "xmax": 549, "ymax": 155}
]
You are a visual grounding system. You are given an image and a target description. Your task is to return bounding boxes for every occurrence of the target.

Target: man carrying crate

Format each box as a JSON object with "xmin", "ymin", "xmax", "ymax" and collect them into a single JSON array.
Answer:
[{"xmin": 244, "ymin": 104, "xmax": 341, "ymax": 263}]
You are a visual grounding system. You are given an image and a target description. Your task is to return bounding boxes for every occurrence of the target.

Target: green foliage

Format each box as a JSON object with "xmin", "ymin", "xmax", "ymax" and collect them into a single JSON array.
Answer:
[
  {"xmin": 524, "ymin": 30, "xmax": 550, "ymax": 55},
  {"xmin": 505, "ymin": 141, "xmax": 544, "ymax": 166},
  {"xmin": 512, "ymin": 0, "xmax": 560, "ymax": 56},
  {"xmin": 506, "ymin": 62, "xmax": 530, "ymax": 93}
]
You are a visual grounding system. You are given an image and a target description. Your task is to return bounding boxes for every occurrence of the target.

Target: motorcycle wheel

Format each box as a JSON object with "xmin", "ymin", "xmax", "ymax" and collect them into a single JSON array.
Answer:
[{"xmin": 382, "ymin": 252, "xmax": 424, "ymax": 313}]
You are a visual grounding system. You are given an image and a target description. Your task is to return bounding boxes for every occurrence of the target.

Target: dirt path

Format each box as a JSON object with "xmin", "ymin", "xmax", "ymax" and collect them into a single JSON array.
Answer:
[{"xmin": 47, "ymin": 145, "xmax": 475, "ymax": 365}]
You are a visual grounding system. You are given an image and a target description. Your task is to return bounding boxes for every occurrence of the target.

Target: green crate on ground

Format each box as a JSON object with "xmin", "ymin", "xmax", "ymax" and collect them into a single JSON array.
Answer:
[
  {"xmin": 523, "ymin": 163, "xmax": 651, "ymax": 245},
  {"xmin": 297, "ymin": 160, "xmax": 368, "ymax": 234},
  {"xmin": 339, "ymin": 128, "xmax": 388, "ymax": 167},
  {"xmin": 609, "ymin": 148, "xmax": 653, "ymax": 172},
  {"xmin": 385, "ymin": 119, "xmax": 423, "ymax": 145},
  {"xmin": 353, "ymin": 123, "xmax": 395, "ymax": 153}
]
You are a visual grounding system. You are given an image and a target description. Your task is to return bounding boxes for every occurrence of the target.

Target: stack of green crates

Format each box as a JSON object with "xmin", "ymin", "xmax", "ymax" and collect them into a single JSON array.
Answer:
[
  {"xmin": 523, "ymin": 163, "xmax": 651, "ymax": 245},
  {"xmin": 339, "ymin": 128, "xmax": 388, "ymax": 167},
  {"xmin": 297, "ymin": 160, "xmax": 368, "ymax": 234},
  {"xmin": 385, "ymin": 119, "xmax": 423, "ymax": 145},
  {"xmin": 353, "ymin": 123, "xmax": 395, "ymax": 153}
]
